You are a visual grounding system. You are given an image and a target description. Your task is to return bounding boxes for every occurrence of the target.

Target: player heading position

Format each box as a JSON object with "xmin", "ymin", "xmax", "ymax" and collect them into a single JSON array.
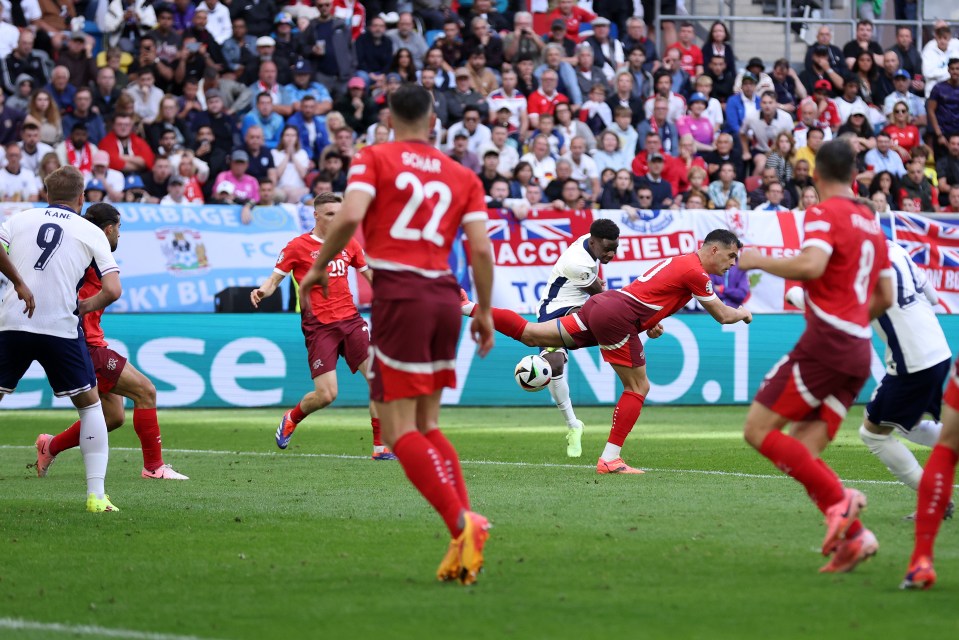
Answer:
[
  {"xmin": 468, "ymin": 228, "xmax": 752, "ymax": 473},
  {"xmin": 35, "ymin": 203, "xmax": 188, "ymax": 481},
  {"xmin": 252, "ymin": 193, "xmax": 392, "ymax": 459},
  {"xmin": 738, "ymin": 138, "xmax": 893, "ymax": 574},
  {"xmin": 0, "ymin": 166, "xmax": 123, "ymax": 512},
  {"xmin": 298, "ymin": 84, "xmax": 496, "ymax": 585},
  {"xmin": 463, "ymin": 219, "xmax": 620, "ymax": 458}
]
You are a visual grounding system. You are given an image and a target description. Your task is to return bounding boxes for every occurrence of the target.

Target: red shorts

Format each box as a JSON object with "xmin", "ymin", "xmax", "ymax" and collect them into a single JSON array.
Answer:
[
  {"xmin": 559, "ymin": 292, "xmax": 647, "ymax": 368},
  {"xmin": 87, "ymin": 345, "xmax": 127, "ymax": 394},
  {"xmin": 367, "ymin": 271, "xmax": 461, "ymax": 402},
  {"xmin": 945, "ymin": 357, "xmax": 959, "ymax": 411},
  {"xmin": 754, "ymin": 351, "xmax": 868, "ymax": 440},
  {"xmin": 301, "ymin": 313, "xmax": 370, "ymax": 378}
]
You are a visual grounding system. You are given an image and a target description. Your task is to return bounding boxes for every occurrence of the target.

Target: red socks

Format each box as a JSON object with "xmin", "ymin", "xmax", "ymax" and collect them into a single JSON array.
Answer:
[
  {"xmin": 392, "ymin": 430, "xmax": 464, "ymax": 537},
  {"xmin": 133, "ymin": 408, "xmax": 164, "ymax": 471},
  {"xmin": 759, "ymin": 430, "xmax": 844, "ymax": 510},
  {"xmin": 371, "ymin": 417, "xmax": 383, "ymax": 447},
  {"xmin": 490, "ymin": 308, "xmax": 528, "ymax": 340},
  {"xmin": 425, "ymin": 428, "xmax": 469, "ymax": 509},
  {"xmin": 289, "ymin": 402, "xmax": 307, "ymax": 424},
  {"xmin": 50, "ymin": 421, "xmax": 81, "ymax": 456},
  {"xmin": 913, "ymin": 444, "xmax": 959, "ymax": 562},
  {"xmin": 607, "ymin": 391, "xmax": 645, "ymax": 447}
]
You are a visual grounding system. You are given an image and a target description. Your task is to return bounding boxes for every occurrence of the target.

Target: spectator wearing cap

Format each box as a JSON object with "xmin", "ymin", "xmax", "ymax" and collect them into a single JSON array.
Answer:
[
  {"xmin": 798, "ymin": 80, "xmax": 841, "ymax": 134},
  {"xmin": 243, "ymin": 35, "xmax": 293, "ymax": 86},
  {"xmin": 676, "ymin": 92, "xmax": 715, "ymax": 151},
  {"xmin": 635, "ymin": 152, "xmax": 673, "ymax": 209},
  {"xmin": 100, "ymin": 113, "xmax": 156, "ymax": 174},
  {"xmin": 222, "ymin": 17, "xmax": 257, "ymax": 75},
  {"xmin": 544, "ymin": 18, "xmax": 577, "ymax": 59},
  {"xmin": 477, "ymin": 148, "xmax": 507, "ymax": 194},
  {"xmin": 242, "ymin": 92, "xmax": 284, "ymax": 148},
  {"xmin": 158, "ymin": 174, "xmax": 189, "ymax": 205},
  {"xmin": 804, "ymin": 26, "xmax": 843, "ymax": 76},
  {"xmin": 0, "ymin": 92, "xmax": 24, "ymax": 147},
  {"xmin": 385, "ymin": 12, "xmax": 427, "ymax": 70},
  {"xmin": 191, "ymin": 89, "xmax": 237, "ymax": 153},
  {"xmin": 281, "ymin": 59, "xmax": 334, "ymax": 117},
  {"xmin": 84, "ymin": 178, "xmax": 107, "ymax": 203},
  {"xmin": 724, "ymin": 72, "xmax": 760, "ymax": 136},
  {"xmin": 583, "ymin": 17, "xmax": 624, "ymax": 82},
  {"xmin": 334, "ymin": 77, "xmax": 377, "ymax": 135},
  {"xmin": 667, "ymin": 21, "xmax": 704, "ymax": 78},
  {"xmin": 732, "ymin": 57, "xmax": 773, "ymax": 97},
  {"xmin": 546, "ymin": 0, "xmax": 596, "ymax": 45},
  {"xmin": 1, "ymin": 30, "xmax": 51, "ymax": 95},
  {"xmin": 800, "ymin": 42, "xmax": 846, "ymax": 97},
  {"xmin": 838, "ymin": 103, "xmax": 876, "ymax": 151},
  {"xmin": 296, "ymin": 0, "xmax": 357, "ymax": 97},
  {"xmin": 122, "ymin": 173, "xmax": 149, "ymax": 203},
  {"xmin": 445, "ymin": 130, "xmax": 481, "ymax": 174},
  {"xmin": 55, "ymin": 122, "xmax": 99, "ymax": 177},
  {"xmin": 242, "ymin": 125, "xmax": 277, "ymax": 183},
  {"xmin": 272, "ymin": 13, "xmax": 299, "ymax": 63},
  {"xmin": 448, "ymin": 66, "xmax": 488, "ymax": 125},
  {"xmin": 880, "ymin": 63, "xmax": 923, "ymax": 122},
  {"xmin": 89, "ymin": 149, "xmax": 126, "ymax": 200},
  {"xmin": 60, "ymin": 31, "xmax": 98, "ymax": 90},
  {"xmin": 0, "ymin": 142, "xmax": 39, "ymax": 202},
  {"xmin": 356, "ymin": 15, "xmax": 393, "ymax": 83}
]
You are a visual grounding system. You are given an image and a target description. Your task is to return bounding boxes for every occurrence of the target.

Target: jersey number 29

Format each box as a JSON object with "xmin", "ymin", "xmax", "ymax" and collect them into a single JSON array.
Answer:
[{"xmin": 390, "ymin": 172, "xmax": 452, "ymax": 247}]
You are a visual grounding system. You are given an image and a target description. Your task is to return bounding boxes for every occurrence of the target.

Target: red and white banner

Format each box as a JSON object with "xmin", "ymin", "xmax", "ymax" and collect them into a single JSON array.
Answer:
[{"xmin": 474, "ymin": 208, "xmax": 959, "ymax": 314}]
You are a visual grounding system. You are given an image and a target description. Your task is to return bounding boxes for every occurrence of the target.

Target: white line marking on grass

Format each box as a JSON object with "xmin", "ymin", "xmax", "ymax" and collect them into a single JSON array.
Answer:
[
  {"xmin": 0, "ymin": 445, "xmax": 939, "ymax": 487},
  {"xmin": 0, "ymin": 617, "xmax": 225, "ymax": 640}
]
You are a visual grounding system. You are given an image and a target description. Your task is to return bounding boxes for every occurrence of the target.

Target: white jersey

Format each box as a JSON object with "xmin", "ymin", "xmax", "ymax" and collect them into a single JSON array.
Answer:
[
  {"xmin": 0, "ymin": 205, "xmax": 119, "ymax": 339},
  {"xmin": 872, "ymin": 241, "xmax": 951, "ymax": 375},
  {"xmin": 537, "ymin": 233, "xmax": 599, "ymax": 319}
]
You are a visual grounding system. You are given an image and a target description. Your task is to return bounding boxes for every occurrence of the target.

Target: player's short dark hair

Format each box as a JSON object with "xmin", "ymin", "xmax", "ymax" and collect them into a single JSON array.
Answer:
[
  {"xmin": 45, "ymin": 166, "xmax": 85, "ymax": 204},
  {"xmin": 84, "ymin": 202, "xmax": 121, "ymax": 229},
  {"xmin": 704, "ymin": 228, "xmax": 742, "ymax": 249},
  {"xmin": 589, "ymin": 218, "xmax": 620, "ymax": 241},
  {"xmin": 312, "ymin": 192, "xmax": 342, "ymax": 208},
  {"xmin": 816, "ymin": 138, "xmax": 856, "ymax": 184},
  {"xmin": 388, "ymin": 83, "xmax": 433, "ymax": 125}
]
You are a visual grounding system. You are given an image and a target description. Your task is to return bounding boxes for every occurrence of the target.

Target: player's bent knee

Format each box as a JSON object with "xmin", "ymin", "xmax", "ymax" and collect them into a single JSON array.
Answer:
[{"xmin": 544, "ymin": 352, "xmax": 566, "ymax": 377}]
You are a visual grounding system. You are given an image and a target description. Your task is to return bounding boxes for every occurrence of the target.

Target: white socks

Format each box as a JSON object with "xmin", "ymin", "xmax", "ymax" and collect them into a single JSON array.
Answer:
[
  {"xmin": 601, "ymin": 443, "xmax": 622, "ymax": 462},
  {"xmin": 903, "ymin": 419, "xmax": 942, "ymax": 447},
  {"xmin": 859, "ymin": 424, "xmax": 922, "ymax": 491},
  {"xmin": 547, "ymin": 375, "xmax": 580, "ymax": 429},
  {"xmin": 78, "ymin": 401, "xmax": 109, "ymax": 499}
]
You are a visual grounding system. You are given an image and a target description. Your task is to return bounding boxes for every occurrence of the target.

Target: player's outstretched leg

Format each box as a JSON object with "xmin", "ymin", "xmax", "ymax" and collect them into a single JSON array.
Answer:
[
  {"xmin": 277, "ymin": 371, "xmax": 338, "ymax": 449},
  {"xmin": 596, "ymin": 364, "xmax": 649, "ymax": 475},
  {"xmin": 42, "ymin": 394, "xmax": 124, "ymax": 478}
]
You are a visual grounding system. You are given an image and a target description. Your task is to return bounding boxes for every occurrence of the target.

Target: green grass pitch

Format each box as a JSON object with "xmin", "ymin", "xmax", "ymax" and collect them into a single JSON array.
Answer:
[{"xmin": 0, "ymin": 405, "xmax": 956, "ymax": 639}]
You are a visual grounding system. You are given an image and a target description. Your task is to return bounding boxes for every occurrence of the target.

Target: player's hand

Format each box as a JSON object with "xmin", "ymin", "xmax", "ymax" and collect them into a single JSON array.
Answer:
[
  {"xmin": 646, "ymin": 322, "xmax": 664, "ymax": 339},
  {"xmin": 14, "ymin": 282, "xmax": 34, "ymax": 318},
  {"xmin": 736, "ymin": 249, "xmax": 760, "ymax": 270},
  {"xmin": 739, "ymin": 306, "xmax": 753, "ymax": 324},
  {"xmin": 250, "ymin": 287, "xmax": 267, "ymax": 308},
  {"xmin": 471, "ymin": 309, "xmax": 495, "ymax": 357},
  {"xmin": 299, "ymin": 267, "xmax": 330, "ymax": 302},
  {"xmin": 598, "ymin": 278, "xmax": 607, "ymax": 291}
]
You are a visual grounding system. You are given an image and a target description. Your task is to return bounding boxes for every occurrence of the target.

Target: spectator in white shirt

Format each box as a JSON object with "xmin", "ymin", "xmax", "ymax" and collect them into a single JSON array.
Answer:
[
  {"xmin": 125, "ymin": 68, "xmax": 164, "ymax": 124},
  {"xmin": 921, "ymin": 24, "xmax": 959, "ymax": 97},
  {"xmin": 0, "ymin": 143, "xmax": 40, "ymax": 201},
  {"xmin": 199, "ymin": 0, "xmax": 233, "ymax": 45}
]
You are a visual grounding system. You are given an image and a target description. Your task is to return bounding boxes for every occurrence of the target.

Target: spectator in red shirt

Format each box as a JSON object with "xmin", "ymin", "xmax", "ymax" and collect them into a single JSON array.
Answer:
[
  {"xmin": 527, "ymin": 68, "xmax": 570, "ymax": 129},
  {"xmin": 98, "ymin": 114, "xmax": 156, "ymax": 174},
  {"xmin": 546, "ymin": 0, "xmax": 596, "ymax": 44},
  {"xmin": 884, "ymin": 99, "xmax": 921, "ymax": 162},
  {"xmin": 667, "ymin": 21, "xmax": 704, "ymax": 77}
]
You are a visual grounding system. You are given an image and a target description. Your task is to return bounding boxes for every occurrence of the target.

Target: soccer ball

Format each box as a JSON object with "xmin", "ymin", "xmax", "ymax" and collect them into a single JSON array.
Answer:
[{"xmin": 514, "ymin": 354, "xmax": 552, "ymax": 392}]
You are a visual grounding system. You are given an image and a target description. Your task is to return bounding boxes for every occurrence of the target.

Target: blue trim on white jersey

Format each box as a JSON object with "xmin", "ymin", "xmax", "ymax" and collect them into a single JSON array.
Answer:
[
  {"xmin": 538, "ymin": 303, "xmax": 576, "ymax": 322},
  {"xmin": 538, "ymin": 276, "xmax": 568, "ymax": 320},
  {"xmin": 878, "ymin": 315, "xmax": 907, "ymax": 374}
]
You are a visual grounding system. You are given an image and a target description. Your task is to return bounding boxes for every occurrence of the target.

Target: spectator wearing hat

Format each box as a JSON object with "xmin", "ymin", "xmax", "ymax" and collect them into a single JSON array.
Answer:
[
  {"xmin": 281, "ymin": 59, "xmax": 333, "ymax": 115},
  {"xmin": 800, "ymin": 43, "xmax": 846, "ymax": 97},
  {"xmin": 723, "ymin": 72, "xmax": 759, "ymax": 136},
  {"xmin": 882, "ymin": 67, "xmax": 925, "ymax": 123},
  {"xmin": 159, "ymin": 174, "xmax": 190, "ymax": 205},
  {"xmin": 582, "ymin": 16, "xmax": 624, "ymax": 82},
  {"xmin": 334, "ymin": 76, "xmax": 377, "ymax": 135},
  {"xmin": 241, "ymin": 125, "xmax": 276, "ymax": 183},
  {"xmin": 448, "ymin": 65, "xmax": 488, "ymax": 125},
  {"xmin": 635, "ymin": 153, "xmax": 673, "ymax": 209},
  {"xmin": 211, "ymin": 179, "xmax": 238, "ymax": 205},
  {"xmin": 355, "ymin": 15, "xmax": 393, "ymax": 83},
  {"xmin": 478, "ymin": 148, "xmax": 508, "ymax": 194},
  {"xmin": 546, "ymin": 0, "xmax": 596, "ymax": 45},
  {"xmin": 544, "ymin": 18, "xmax": 577, "ymax": 60},
  {"xmin": 838, "ymin": 103, "xmax": 876, "ymax": 152},
  {"xmin": 804, "ymin": 26, "xmax": 843, "ymax": 76},
  {"xmin": 88, "ymin": 149, "xmax": 125, "ymax": 200},
  {"xmin": 122, "ymin": 173, "xmax": 149, "ymax": 203},
  {"xmin": 243, "ymin": 35, "xmax": 293, "ymax": 86},
  {"xmin": 2, "ymin": 30, "xmax": 51, "ymax": 95},
  {"xmin": 212, "ymin": 149, "xmax": 260, "ymax": 202},
  {"xmin": 297, "ymin": 0, "xmax": 356, "ymax": 97},
  {"xmin": 60, "ymin": 31, "xmax": 98, "ymax": 90},
  {"xmin": 0, "ymin": 91, "xmax": 24, "ymax": 147},
  {"xmin": 677, "ymin": 92, "xmax": 715, "ymax": 151},
  {"xmin": 798, "ymin": 80, "xmax": 841, "ymax": 135},
  {"xmin": 55, "ymin": 122, "xmax": 99, "ymax": 177},
  {"xmin": 84, "ymin": 178, "xmax": 107, "ymax": 203},
  {"xmin": 732, "ymin": 57, "xmax": 773, "ymax": 97},
  {"xmin": 445, "ymin": 130, "xmax": 482, "ymax": 173},
  {"xmin": 0, "ymin": 142, "xmax": 40, "ymax": 202}
]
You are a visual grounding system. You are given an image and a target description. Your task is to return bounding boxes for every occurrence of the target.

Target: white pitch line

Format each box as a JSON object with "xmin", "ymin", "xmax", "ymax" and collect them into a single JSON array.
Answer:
[
  {"xmin": 0, "ymin": 444, "xmax": 936, "ymax": 487},
  {"xmin": 0, "ymin": 617, "xmax": 225, "ymax": 640}
]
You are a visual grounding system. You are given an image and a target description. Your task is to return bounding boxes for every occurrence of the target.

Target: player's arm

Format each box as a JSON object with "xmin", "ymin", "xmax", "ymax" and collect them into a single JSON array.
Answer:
[
  {"xmin": 701, "ymin": 296, "xmax": 753, "ymax": 325},
  {"xmin": 463, "ymin": 218, "xmax": 494, "ymax": 357},
  {"xmin": 0, "ymin": 244, "xmax": 34, "ymax": 317},
  {"xmin": 359, "ymin": 267, "xmax": 373, "ymax": 284},
  {"xmin": 869, "ymin": 274, "xmax": 893, "ymax": 320},
  {"xmin": 737, "ymin": 246, "xmax": 829, "ymax": 281},
  {"xmin": 300, "ymin": 189, "xmax": 370, "ymax": 300},
  {"xmin": 579, "ymin": 277, "xmax": 605, "ymax": 295},
  {"xmin": 251, "ymin": 272, "xmax": 285, "ymax": 308},
  {"xmin": 78, "ymin": 271, "xmax": 121, "ymax": 315}
]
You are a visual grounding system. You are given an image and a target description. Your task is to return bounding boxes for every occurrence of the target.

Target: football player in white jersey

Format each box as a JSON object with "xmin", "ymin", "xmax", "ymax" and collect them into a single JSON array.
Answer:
[
  {"xmin": 0, "ymin": 166, "xmax": 123, "ymax": 513},
  {"xmin": 535, "ymin": 218, "xmax": 620, "ymax": 457},
  {"xmin": 787, "ymin": 239, "xmax": 952, "ymax": 517}
]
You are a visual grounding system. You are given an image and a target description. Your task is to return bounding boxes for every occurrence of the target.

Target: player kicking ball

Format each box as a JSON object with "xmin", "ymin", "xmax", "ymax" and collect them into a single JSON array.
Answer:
[
  {"xmin": 251, "ymin": 193, "xmax": 394, "ymax": 460},
  {"xmin": 35, "ymin": 203, "xmax": 188, "ymax": 481},
  {"xmin": 465, "ymin": 228, "xmax": 752, "ymax": 474},
  {"xmin": 737, "ymin": 138, "xmax": 893, "ymax": 574},
  {"xmin": 463, "ymin": 219, "xmax": 621, "ymax": 457}
]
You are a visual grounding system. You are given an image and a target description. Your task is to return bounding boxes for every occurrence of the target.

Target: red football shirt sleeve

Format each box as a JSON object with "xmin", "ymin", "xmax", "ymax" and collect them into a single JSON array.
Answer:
[
  {"xmin": 345, "ymin": 147, "xmax": 377, "ymax": 197},
  {"xmin": 348, "ymin": 238, "xmax": 369, "ymax": 271},
  {"xmin": 801, "ymin": 205, "xmax": 835, "ymax": 256},
  {"xmin": 685, "ymin": 267, "xmax": 717, "ymax": 302},
  {"xmin": 461, "ymin": 175, "xmax": 489, "ymax": 226},
  {"xmin": 274, "ymin": 238, "xmax": 300, "ymax": 276}
]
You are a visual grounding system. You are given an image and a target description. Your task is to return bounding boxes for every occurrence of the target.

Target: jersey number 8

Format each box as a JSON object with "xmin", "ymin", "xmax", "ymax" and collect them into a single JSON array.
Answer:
[
  {"xmin": 853, "ymin": 240, "xmax": 875, "ymax": 304},
  {"xmin": 390, "ymin": 172, "xmax": 452, "ymax": 248}
]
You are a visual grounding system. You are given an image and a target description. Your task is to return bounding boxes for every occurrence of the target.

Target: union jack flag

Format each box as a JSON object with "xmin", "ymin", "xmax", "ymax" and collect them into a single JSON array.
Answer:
[
  {"xmin": 486, "ymin": 208, "xmax": 587, "ymax": 241},
  {"xmin": 885, "ymin": 212, "xmax": 959, "ymax": 268}
]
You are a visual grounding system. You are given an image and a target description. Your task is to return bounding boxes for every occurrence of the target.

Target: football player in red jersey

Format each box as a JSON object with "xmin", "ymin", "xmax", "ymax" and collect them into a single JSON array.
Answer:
[
  {"xmin": 298, "ymin": 84, "xmax": 496, "ymax": 585},
  {"xmin": 35, "ymin": 203, "xmax": 189, "ymax": 481},
  {"xmin": 463, "ymin": 228, "xmax": 753, "ymax": 474},
  {"xmin": 737, "ymin": 137, "xmax": 894, "ymax": 574},
  {"xmin": 250, "ymin": 193, "xmax": 392, "ymax": 458}
]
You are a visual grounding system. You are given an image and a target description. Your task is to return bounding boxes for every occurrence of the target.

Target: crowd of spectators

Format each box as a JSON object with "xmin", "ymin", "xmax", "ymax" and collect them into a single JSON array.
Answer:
[{"xmin": 0, "ymin": 0, "xmax": 957, "ymax": 220}]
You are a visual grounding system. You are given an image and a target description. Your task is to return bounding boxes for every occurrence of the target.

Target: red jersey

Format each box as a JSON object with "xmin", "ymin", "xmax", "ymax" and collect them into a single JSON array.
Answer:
[
  {"xmin": 527, "ymin": 89, "xmax": 571, "ymax": 117},
  {"xmin": 800, "ymin": 197, "xmax": 892, "ymax": 340},
  {"xmin": 883, "ymin": 124, "xmax": 920, "ymax": 156},
  {"xmin": 80, "ymin": 267, "xmax": 108, "ymax": 348},
  {"xmin": 620, "ymin": 252, "xmax": 718, "ymax": 331},
  {"xmin": 275, "ymin": 233, "xmax": 367, "ymax": 323},
  {"xmin": 667, "ymin": 42, "xmax": 704, "ymax": 76},
  {"xmin": 346, "ymin": 141, "xmax": 488, "ymax": 276}
]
